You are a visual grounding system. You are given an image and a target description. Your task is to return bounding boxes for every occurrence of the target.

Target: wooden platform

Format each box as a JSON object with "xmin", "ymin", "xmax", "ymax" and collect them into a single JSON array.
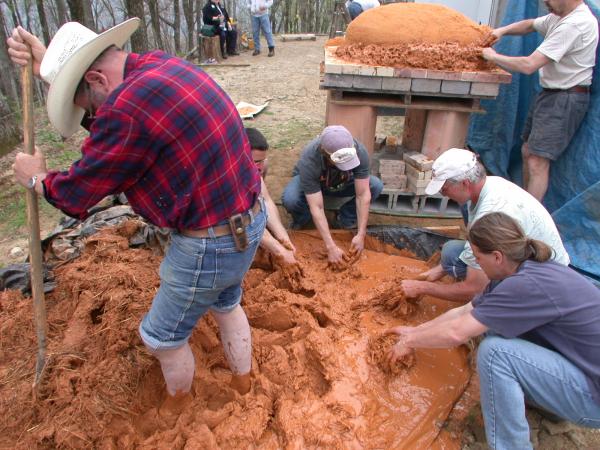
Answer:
[{"xmin": 321, "ymin": 46, "xmax": 512, "ymax": 158}]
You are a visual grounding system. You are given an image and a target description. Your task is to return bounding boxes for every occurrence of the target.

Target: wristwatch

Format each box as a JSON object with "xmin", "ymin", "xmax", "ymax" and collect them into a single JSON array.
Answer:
[{"xmin": 26, "ymin": 175, "xmax": 38, "ymax": 190}]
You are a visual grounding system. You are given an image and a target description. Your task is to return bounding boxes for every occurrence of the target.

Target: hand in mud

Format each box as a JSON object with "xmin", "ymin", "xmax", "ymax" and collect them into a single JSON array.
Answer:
[
  {"xmin": 481, "ymin": 47, "xmax": 498, "ymax": 61},
  {"xmin": 387, "ymin": 341, "xmax": 415, "ymax": 367},
  {"xmin": 344, "ymin": 246, "xmax": 361, "ymax": 266},
  {"xmin": 349, "ymin": 234, "xmax": 364, "ymax": 256},
  {"xmin": 400, "ymin": 279, "xmax": 426, "ymax": 299},
  {"xmin": 279, "ymin": 239, "xmax": 296, "ymax": 253},
  {"xmin": 327, "ymin": 244, "xmax": 348, "ymax": 271},
  {"xmin": 385, "ymin": 324, "xmax": 415, "ymax": 337},
  {"xmin": 278, "ymin": 246, "xmax": 298, "ymax": 266},
  {"xmin": 480, "ymin": 31, "xmax": 499, "ymax": 48},
  {"xmin": 413, "ymin": 265, "xmax": 444, "ymax": 282}
]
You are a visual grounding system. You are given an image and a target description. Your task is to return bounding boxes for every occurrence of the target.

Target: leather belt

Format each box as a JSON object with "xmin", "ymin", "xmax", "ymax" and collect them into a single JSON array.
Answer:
[
  {"xmin": 180, "ymin": 200, "xmax": 261, "ymax": 238},
  {"xmin": 543, "ymin": 85, "xmax": 590, "ymax": 94}
]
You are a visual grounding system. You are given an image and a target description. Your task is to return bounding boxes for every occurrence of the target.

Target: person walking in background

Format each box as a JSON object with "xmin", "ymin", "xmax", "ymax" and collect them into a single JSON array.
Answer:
[{"xmin": 249, "ymin": 0, "xmax": 275, "ymax": 57}]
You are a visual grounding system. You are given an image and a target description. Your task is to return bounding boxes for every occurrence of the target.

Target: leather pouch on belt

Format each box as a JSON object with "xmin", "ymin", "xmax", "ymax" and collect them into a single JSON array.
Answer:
[{"xmin": 229, "ymin": 214, "xmax": 248, "ymax": 251}]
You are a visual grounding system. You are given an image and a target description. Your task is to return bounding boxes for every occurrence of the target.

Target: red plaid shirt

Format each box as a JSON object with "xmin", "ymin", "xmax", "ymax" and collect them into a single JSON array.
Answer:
[{"xmin": 43, "ymin": 51, "xmax": 260, "ymax": 230}]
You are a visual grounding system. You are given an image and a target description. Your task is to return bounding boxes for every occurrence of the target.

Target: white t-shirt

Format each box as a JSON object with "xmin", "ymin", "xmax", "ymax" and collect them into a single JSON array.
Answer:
[
  {"xmin": 534, "ymin": 3, "xmax": 598, "ymax": 89},
  {"xmin": 249, "ymin": 0, "xmax": 273, "ymax": 16},
  {"xmin": 460, "ymin": 176, "xmax": 570, "ymax": 269}
]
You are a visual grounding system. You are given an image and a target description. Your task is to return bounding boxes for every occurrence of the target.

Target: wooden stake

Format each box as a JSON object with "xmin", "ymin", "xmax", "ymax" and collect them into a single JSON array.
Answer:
[{"xmin": 21, "ymin": 49, "xmax": 47, "ymax": 390}]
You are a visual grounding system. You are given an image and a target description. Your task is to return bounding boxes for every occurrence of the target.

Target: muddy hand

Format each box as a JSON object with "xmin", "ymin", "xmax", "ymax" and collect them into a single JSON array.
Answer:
[
  {"xmin": 327, "ymin": 244, "xmax": 348, "ymax": 271},
  {"xmin": 279, "ymin": 239, "xmax": 297, "ymax": 253},
  {"xmin": 387, "ymin": 341, "xmax": 413, "ymax": 367},
  {"xmin": 480, "ymin": 31, "xmax": 498, "ymax": 48},
  {"xmin": 344, "ymin": 247, "xmax": 362, "ymax": 266}
]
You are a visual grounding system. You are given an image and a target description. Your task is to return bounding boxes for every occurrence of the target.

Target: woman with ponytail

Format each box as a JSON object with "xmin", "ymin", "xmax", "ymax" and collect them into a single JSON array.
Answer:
[{"xmin": 387, "ymin": 212, "xmax": 600, "ymax": 450}]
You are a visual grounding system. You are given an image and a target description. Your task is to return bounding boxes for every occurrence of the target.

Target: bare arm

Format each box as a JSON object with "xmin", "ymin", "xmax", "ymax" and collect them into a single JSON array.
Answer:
[
  {"xmin": 261, "ymin": 178, "xmax": 295, "ymax": 251},
  {"xmin": 306, "ymin": 191, "xmax": 346, "ymax": 264},
  {"xmin": 388, "ymin": 303, "xmax": 487, "ymax": 353},
  {"xmin": 401, "ymin": 265, "xmax": 489, "ymax": 303},
  {"xmin": 493, "ymin": 19, "xmax": 536, "ymax": 38},
  {"xmin": 482, "ymin": 49, "xmax": 551, "ymax": 75},
  {"xmin": 260, "ymin": 227, "xmax": 297, "ymax": 264},
  {"xmin": 350, "ymin": 177, "xmax": 371, "ymax": 252}
]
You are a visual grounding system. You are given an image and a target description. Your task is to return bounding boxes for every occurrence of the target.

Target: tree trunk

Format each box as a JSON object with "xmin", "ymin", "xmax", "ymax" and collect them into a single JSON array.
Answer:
[
  {"xmin": 182, "ymin": 0, "xmax": 194, "ymax": 54},
  {"xmin": 66, "ymin": 0, "xmax": 94, "ymax": 29},
  {"xmin": 0, "ymin": 6, "xmax": 19, "ymax": 108},
  {"xmin": 125, "ymin": 0, "xmax": 148, "ymax": 53},
  {"xmin": 55, "ymin": 0, "xmax": 69, "ymax": 27},
  {"xmin": 36, "ymin": 0, "xmax": 51, "ymax": 45},
  {"xmin": 147, "ymin": 0, "xmax": 163, "ymax": 49},
  {"xmin": 98, "ymin": 0, "xmax": 116, "ymax": 26},
  {"xmin": 82, "ymin": 0, "xmax": 94, "ymax": 29},
  {"xmin": 195, "ymin": 0, "xmax": 202, "ymax": 54},
  {"xmin": 173, "ymin": 0, "xmax": 181, "ymax": 54},
  {"xmin": 7, "ymin": 0, "xmax": 23, "ymax": 28}
]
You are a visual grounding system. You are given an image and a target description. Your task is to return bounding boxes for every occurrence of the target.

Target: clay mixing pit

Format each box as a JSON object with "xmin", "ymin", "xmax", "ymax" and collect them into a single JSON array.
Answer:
[
  {"xmin": 321, "ymin": 3, "xmax": 511, "ymax": 169},
  {"xmin": 0, "ymin": 224, "xmax": 471, "ymax": 448}
]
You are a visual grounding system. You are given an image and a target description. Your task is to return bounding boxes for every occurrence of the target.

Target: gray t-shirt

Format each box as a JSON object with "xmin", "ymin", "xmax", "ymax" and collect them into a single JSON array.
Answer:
[
  {"xmin": 472, "ymin": 260, "xmax": 600, "ymax": 404},
  {"xmin": 293, "ymin": 137, "xmax": 370, "ymax": 195}
]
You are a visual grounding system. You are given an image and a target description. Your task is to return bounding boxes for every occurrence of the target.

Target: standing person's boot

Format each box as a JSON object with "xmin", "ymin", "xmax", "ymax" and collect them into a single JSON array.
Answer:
[
  {"xmin": 252, "ymin": 49, "xmax": 260, "ymax": 56},
  {"xmin": 268, "ymin": 47, "xmax": 275, "ymax": 57}
]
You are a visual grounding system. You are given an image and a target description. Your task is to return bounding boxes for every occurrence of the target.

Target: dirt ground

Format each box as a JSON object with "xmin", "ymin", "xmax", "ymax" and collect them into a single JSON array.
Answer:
[{"xmin": 0, "ymin": 36, "xmax": 599, "ymax": 448}]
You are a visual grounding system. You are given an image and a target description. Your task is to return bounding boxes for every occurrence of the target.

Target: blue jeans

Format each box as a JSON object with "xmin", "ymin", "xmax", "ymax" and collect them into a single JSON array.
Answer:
[
  {"xmin": 440, "ymin": 239, "xmax": 468, "ymax": 280},
  {"xmin": 281, "ymin": 175, "xmax": 383, "ymax": 228},
  {"xmin": 252, "ymin": 13, "xmax": 274, "ymax": 51},
  {"xmin": 139, "ymin": 205, "xmax": 266, "ymax": 350},
  {"xmin": 347, "ymin": 2, "xmax": 363, "ymax": 19},
  {"xmin": 478, "ymin": 336, "xmax": 600, "ymax": 450}
]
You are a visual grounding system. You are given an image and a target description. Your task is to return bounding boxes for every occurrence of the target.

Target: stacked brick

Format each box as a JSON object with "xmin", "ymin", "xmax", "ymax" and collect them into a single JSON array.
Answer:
[
  {"xmin": 403, "ymin": 152, "xmax": 434, "ymax": 195},
  {"xmin": 379, "ymin": 159, "xmax": 407, "ymax": 189}
]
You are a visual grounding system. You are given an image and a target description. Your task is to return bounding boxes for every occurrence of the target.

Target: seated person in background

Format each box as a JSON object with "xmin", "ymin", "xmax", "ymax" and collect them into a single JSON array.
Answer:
[
  {"xmin": 246, "ymin": 127, "xmax": 298, "ymax": 266},
  {"xmin": 202, "ymin": 0, "xmax": 239, "ymax": 59},
  {"xmin": 346, "ymin": 0, "xmax": 381, "ymax": 20},
  {"xmin": 401, "ymin": 148, "xmax": 569, "ymax": 303},
  {"xmin": 282, "ymin": 125, "xmax": 383, "ymax": 269},
  {"xmin": 387, "ymin": 212, "xmax": 600, "ymax": 450}
]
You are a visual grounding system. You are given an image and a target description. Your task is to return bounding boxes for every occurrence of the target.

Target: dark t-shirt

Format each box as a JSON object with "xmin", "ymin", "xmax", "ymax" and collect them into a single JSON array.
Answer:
[
  {"xmin": 472, "ymin": 260, "xmax": 600, "ymax": 404},
  {"xmin": 292, "ymin": 137, "xmax": 370, "ymax": 195}
]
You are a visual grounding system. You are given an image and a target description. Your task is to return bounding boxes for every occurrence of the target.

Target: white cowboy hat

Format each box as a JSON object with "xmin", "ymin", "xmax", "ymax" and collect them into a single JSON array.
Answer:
[{"xmin": 39, "ymin": 18, "xmax": 140, "ymax": 137}]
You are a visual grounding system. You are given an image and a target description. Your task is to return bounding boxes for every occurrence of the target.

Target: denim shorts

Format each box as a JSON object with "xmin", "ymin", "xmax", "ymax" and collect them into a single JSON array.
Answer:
[
  {"xmin": 139, "ymin": 203, "xmax": 266, "ymax": 350},
  {"xmin": 522, "ymin": 89, "xmax": 590, "ymax": 161}
]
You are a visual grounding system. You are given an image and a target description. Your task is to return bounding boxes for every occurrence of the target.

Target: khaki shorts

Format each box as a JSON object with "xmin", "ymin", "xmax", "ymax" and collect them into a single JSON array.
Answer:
[{"xmin": 522, "ymin": 89, "xmax": 590, "ymax": 161}]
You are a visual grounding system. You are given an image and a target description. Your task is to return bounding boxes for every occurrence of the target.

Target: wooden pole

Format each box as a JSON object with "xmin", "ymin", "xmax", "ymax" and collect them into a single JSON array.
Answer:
[{"xmin": 21, "ymin": 49, "xmax": 47, "ymax": 389}]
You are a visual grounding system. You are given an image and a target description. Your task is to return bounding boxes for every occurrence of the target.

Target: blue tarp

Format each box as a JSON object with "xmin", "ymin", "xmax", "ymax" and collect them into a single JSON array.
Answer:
[{"xmin": 467, "ymin": 0, "xmax": 600, "ymax": 283}]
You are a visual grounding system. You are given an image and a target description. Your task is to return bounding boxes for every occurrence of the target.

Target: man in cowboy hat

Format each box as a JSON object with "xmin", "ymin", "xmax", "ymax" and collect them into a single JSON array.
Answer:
[{"xmin": 8, "ymin": 18, "xmax": 265, "ymax": 412}]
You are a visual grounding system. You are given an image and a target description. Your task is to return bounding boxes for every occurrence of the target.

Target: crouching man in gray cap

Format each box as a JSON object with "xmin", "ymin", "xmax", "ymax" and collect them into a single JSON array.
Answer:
[{"xmin": 282, "ymin": 125, "xmax": 383, "ymax": 268}]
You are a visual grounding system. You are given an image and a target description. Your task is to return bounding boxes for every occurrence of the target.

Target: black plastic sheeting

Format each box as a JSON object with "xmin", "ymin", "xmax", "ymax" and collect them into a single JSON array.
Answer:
[
  {"xmin": 366, "ymin": 225, "xmax": 451, "ymax": 260},
  {"xmin": 0, "ymin": 263, "xmax": 56, "ymax": 295},
  {"xmin": 1, "ymin": 204, "xmax": 450, "ymax": 295}
]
